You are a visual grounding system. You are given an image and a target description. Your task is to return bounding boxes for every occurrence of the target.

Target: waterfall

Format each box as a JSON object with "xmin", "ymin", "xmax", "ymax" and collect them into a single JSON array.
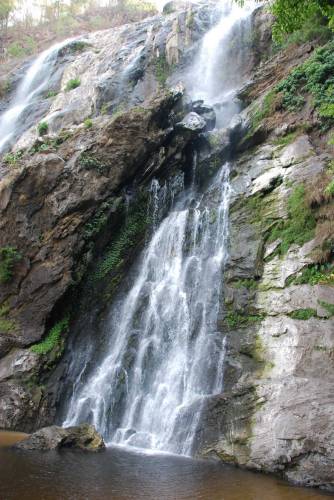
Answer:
[
  {"xmin": 63, "ymin": 0, "xmax": 257, "ymax": 455},
  {"xmin": 0, "ymin": 39, "xmax": 74, "ymax": 154}
]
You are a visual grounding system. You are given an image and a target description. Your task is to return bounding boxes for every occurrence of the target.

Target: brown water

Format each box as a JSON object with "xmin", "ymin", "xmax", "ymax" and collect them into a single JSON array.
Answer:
[{"xmin": 0, "ymin": 432, "xmax": 332, "ymax": 500}]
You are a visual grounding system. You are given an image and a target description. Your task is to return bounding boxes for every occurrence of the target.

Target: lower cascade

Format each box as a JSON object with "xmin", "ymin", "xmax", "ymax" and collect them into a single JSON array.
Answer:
[{"xmin": 64, "ymin": 165, "xmax": 231, "ymax": 454}]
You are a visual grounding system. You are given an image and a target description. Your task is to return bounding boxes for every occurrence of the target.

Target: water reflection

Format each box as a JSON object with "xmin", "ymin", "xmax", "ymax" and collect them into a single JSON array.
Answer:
[{"xmin": 0, "ymin": 442, "xmax": 331, "ymax": 500}]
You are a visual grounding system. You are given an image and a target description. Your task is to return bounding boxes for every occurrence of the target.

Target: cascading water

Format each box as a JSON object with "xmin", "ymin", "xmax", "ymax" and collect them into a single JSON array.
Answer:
[
  {"xmin": 63, "ymin": 0, "xmax": 257, "ymax": 455},
  {"xmin": 0, "ymin": 39, "xmax": 74, "ymax": 154}
]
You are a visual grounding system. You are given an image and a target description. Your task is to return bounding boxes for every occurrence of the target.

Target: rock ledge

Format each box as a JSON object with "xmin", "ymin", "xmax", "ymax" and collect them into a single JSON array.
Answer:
[{"xmin": 14, "ymin": 423, "xmax": 105, "ymax": 451}]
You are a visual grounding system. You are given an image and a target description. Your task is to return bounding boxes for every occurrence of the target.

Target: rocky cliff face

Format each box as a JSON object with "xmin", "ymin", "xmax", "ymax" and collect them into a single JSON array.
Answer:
[
  {"xmin": 0, "ymin": 1, "xmax": 333, "ymax": 492},
  {"xmin": 194, "ymin": 40, "xmax": 334, "ymax": 491}
]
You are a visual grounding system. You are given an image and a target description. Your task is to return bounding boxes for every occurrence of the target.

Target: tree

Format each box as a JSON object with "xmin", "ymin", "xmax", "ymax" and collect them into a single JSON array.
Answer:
[
  {"xmin": 0, "ymin": 0, "xmax": 16, "ymax": 58},
  {"xmin": 236, "ymin": 0, "xmax": 334, "ymax": 40}
]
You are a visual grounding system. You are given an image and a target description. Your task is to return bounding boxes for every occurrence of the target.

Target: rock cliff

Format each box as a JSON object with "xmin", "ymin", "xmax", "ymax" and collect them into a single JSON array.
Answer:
[{"xmin": 0, "ymin": 1, "xmax": 333, "ymax": 492}]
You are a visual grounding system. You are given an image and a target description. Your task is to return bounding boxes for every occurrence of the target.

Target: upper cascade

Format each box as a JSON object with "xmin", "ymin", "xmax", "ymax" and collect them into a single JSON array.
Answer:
[{"xmin": 0, "ymin": 0, "xmax": 260, "ymax": 158}]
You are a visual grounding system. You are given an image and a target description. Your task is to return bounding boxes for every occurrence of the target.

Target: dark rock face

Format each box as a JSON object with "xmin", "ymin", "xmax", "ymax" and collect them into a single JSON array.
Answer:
[
  {"xmin": 14, "ymin": 423, "xmax": 105, "ymax": 451},
  {"xmin": 0, "ymin": 1, "xmax": 333, "ymax": 492}
]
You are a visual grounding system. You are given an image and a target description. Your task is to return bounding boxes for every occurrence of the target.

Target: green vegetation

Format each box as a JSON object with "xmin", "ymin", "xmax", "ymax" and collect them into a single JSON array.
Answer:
[
  {"xmin": 3, "ymin": 150, "xmax": 23, "ymax": 165},
  {"xmin": 31, "ymin": 317, "xmax": 69, "ymax": 355},
  {"xmin": 289, "ymin": 308, "xmax": 317, "ymax": 320},
  {"xmin": 30, "ymin": 130, "xmax": 72, "ymax": 154},
  {"xmin": 69, "ymin": 41, "xmax": 88, "ymax": 53},
  {"xmin": 37, "ymin": 121, "xmax": 48, "ymax": 136},
  {"xmin": 94, "ymin": 200, "xmax": 149, "ymax": 281},
  {"xmin": 251, "ymin": 90, "xmax": 276, "ymax": 130},
  {"xmin": 236, "ymin": 1, "xmax": 334, "ymax": 42},
  {"xmin": 0, "ymin": 247, "xmax": 21, "ymax": 284},
  {"xmin": 80, "ymin": 153, "xmax": 107, "ymax": 174},
  {"xmin": 0, "ymin": 302, "xmax": 16, "ymax": 332},
  {"xmin": 112, "ymin": 105, "xmax": 125, "ymax": 119},
  {"xmin": 46, "ymin": 90, "xmax": 58, "ymax": 98},
  {"xmin": 324, "ymin": 178, "xmax": 334, "ymax": 196},
  {"xmin": 100, "ymin": 103, "xmax": 109, "ymax": 115},
  {"xmin": 275, "ymin": 42, "xmax": 334, "ymax": 126},
  {"xmin": 318, "ymin": 299, "xmax": 334, "ymax": 316},
  {"xmin": 226, "ymin": 311, "xmax": 265, "ymax": 329},
  {"xmin": 6, "ymin": 35, "xmax": 37, "ymax": 58},
  {"xmin": 65, "ymin": 78, "xmax": 81, "ymax": 91},
  {"xmin": 84, "ymin": 118, "xmax": 93, "ymax": 129},
  {"xmin": 272, "ymin": 131, "xmax": 299, "ymax": 148},
  {"xmin": 83, "ymin": 200, "xmax": 114, "ymax": 240},
  {"xmin": 287, "ymin": 263, "xmax": 334, "ymax": 286},
  {"xmin": 232, "ymin": 279, "xmax": 258, "ymax": 290},
  {"xmin": 154, "ymin": 55, "xmax": 170, "ymax": 86},
  {"xmin": 268, "ymin": 185, "xmax": 316, "ymax": 254}
]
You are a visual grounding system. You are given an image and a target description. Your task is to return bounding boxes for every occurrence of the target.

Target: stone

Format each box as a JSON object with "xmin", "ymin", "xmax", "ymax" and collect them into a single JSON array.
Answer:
[
  {"xmin": 14, "ymin": 423, "xmax": 105, "ymax": 451},
  {"xmin": 176, "ymin": 112, "xmax": 206, "ymax": 132}
]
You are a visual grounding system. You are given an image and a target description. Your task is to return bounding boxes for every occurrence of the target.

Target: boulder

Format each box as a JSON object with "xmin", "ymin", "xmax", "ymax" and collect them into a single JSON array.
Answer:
[
  {"xmin": 176, "ymin": 112, "xmax": 206, "ymax": 132},
  {"xmin": 192, "ymin": 101, "xmax": 216, "ymax": 130},
  {"xmin": 14, "ymin": 423, "xmax": 105, "ymax": 451}
]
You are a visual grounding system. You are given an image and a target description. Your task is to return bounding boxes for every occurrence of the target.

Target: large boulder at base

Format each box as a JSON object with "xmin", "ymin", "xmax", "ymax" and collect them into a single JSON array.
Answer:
[{"xmin": 14, "ymin": 423, "xmax": 105, "ymax": 451}]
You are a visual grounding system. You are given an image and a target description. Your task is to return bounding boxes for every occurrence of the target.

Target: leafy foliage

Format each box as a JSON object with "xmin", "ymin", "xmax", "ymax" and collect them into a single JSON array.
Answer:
[
  {"xmin": 289, "ymin": 308, "xmax": 317, "ymax": 320},
  {"xmin": 65, "ymin": 78, "xmax": 81, "ymax": 91},
  {"xmin": 3, "ymin": 150, "xmax": 23, "ymax": 165},
  {"xmin": 236, "ymin": 1, "xmax": 334, "ymax": 41},
  {"xmin": 84, "ymin": 118, "xmax": 93, "ymax": 129},
  {"xmin": 275, "ymin": 42, "xmax": 334, "ymax": 125},
  {"xmin": 37, "ymin": 121, "xmax": 48, "ymax": 136},
  {"xmin": 226, "ymin": 310, "xmax": 265, "ymax": 328},
  {"xmin": 94, "ymin": 200, "xmax": 149, "ymax": 281},
  {"xmin": 287, "ymin": 263, "xmax": 334, "ymax": 286},
  {"xmin": 31, "ymin": 317, "xmax": 69, "ymax": 355}
]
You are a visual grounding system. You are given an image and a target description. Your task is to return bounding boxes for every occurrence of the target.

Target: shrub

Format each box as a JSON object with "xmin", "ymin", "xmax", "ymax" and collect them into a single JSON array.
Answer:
[
  {"xmin": 65, "ymin": 78, "xmax": 81, "ymax": 91},
  {"xmin": 275, "ymin": 42, "xmax": 334, "ymax": 126},
  {"xmin": 38, "ymin": 121, "xmax": 48, "ymax": 136},
  {"xmin": 31, "ymin": 317, "xmax": 69, "ymax": 355},
  {"xmin": 0, "ymin": 247, "xmax": 21, "ymax": 283}
]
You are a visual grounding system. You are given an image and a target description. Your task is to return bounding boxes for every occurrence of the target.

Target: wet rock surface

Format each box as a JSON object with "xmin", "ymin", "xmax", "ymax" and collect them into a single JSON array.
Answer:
[
  {"xmin": 0, "ymin": 1, "xmax": 333, "ymax": 492},
  {"xmin": 14, "ymin": 423, "xmax": 105, "ymax": 451}
]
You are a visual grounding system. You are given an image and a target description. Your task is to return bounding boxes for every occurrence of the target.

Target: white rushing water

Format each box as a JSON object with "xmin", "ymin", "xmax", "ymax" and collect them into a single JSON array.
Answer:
[
  {"xmin": 64, "ymin": 0, "xmax": 257, "ymax": 455},
  {"xmin": 0, "ymin": 39, "xmax": 72, "ymax": 154}
]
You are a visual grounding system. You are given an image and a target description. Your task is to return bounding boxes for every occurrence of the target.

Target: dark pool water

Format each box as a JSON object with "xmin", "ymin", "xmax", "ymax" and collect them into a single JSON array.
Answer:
[{"xmin": 0, "ymin": 433, "xmax": 332, "ymax": 500}]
